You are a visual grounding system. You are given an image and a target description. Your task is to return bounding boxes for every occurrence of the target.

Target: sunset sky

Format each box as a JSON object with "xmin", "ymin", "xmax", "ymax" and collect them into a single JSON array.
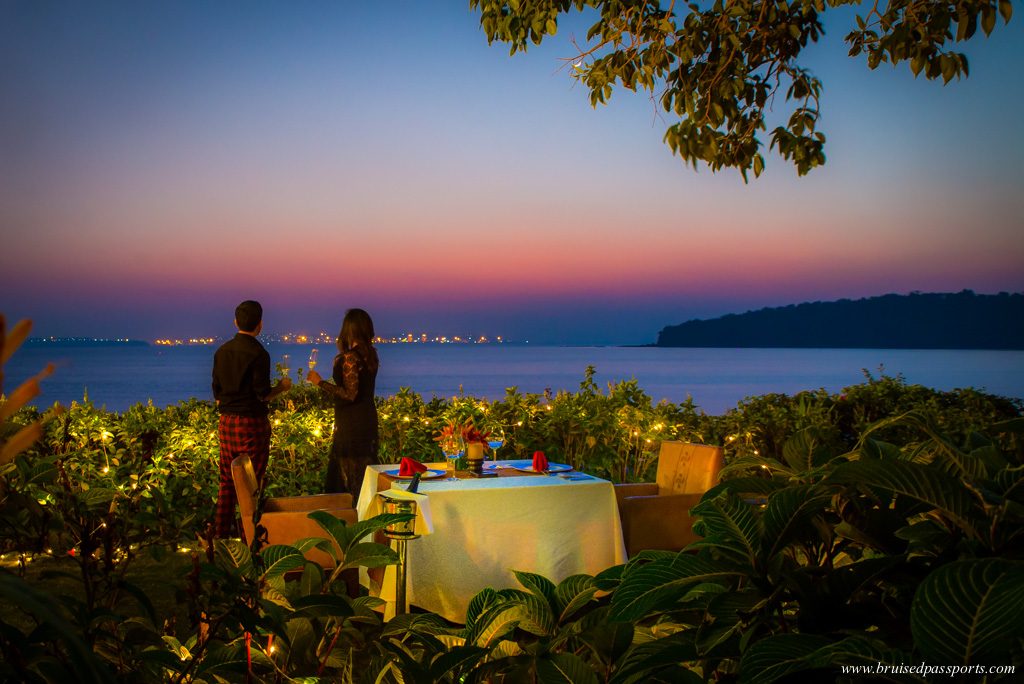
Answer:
[{"xmin": 2, "ymin": 2, "xmax": 1022, "ymax": 345}]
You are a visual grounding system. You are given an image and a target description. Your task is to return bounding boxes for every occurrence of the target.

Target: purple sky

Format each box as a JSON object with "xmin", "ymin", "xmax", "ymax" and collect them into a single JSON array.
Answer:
[{"xmin": 2, "ymin": 2, "xmax": 1022, "ymax": 344}]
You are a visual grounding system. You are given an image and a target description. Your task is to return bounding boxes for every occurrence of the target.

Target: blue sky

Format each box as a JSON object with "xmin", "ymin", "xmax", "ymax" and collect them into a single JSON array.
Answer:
[{"xmin": 1, "ymin": 1, "xmax": 1021, "ymax": 344}]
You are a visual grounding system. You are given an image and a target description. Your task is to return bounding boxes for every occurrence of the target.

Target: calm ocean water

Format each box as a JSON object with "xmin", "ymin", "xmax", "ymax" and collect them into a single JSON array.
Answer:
[{"xmin": 5, "ymin": 344, "xmax": 1024, "ymax": 415}]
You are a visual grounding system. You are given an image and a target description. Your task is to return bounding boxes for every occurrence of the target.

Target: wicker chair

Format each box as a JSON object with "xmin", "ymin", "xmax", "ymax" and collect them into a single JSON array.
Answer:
[{"xmin": 614, "ymin": 441, "xmax": 725, "ymax": 557}]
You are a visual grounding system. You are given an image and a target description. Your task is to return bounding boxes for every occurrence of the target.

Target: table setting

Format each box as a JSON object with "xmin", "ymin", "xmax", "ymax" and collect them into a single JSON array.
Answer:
[{"xmin": 356, "ymin": 453, "xmax": 627, "ymax": 623}]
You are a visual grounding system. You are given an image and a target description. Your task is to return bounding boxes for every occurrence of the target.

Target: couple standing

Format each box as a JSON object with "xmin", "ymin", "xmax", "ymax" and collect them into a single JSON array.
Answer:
[{"xmin": 210, "ymin": 300, "xmax": 379, "ymax": 539}]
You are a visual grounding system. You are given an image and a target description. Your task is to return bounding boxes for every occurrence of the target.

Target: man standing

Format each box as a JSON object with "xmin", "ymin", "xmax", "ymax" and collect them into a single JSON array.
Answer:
[{"xmin": 211, "ymin": 300, "xmax": 291, "ymax": 538}]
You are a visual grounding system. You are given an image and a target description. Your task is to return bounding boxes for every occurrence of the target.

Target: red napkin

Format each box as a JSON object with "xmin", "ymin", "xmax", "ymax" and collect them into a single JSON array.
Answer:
[
  {"xmin": 532, "ymin": 451, "xmax": 549, "ymax": 472},
  {"xmin": 399, "ymin": 457, "xmax": 428, "ymax": 477}
]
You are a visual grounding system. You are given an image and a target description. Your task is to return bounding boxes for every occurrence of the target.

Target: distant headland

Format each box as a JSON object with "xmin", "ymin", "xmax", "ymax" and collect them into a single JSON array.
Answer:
[{"xmin": 654, "ymin": 291, "xmax": 1024, "ymax": 350}]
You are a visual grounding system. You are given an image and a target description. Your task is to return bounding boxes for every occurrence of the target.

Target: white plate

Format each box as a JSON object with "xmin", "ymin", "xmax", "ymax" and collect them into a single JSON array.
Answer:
[
  {"xmin": 383, "ymin": 468, "xmax": 447, "ymax": 480},
  {"xmin": 485, "ymin": 460, "xmax": 573, "ymax": 474}
]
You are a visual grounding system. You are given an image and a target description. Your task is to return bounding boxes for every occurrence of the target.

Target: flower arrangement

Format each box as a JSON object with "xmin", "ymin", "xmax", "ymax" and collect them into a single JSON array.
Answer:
[
  {"xmin": 460, "ymin": 423, "xmax": 490, "ymax": 445},
  {"xmin": 434, "ymin": 420, "xmax": 490, "ymax": 446}
]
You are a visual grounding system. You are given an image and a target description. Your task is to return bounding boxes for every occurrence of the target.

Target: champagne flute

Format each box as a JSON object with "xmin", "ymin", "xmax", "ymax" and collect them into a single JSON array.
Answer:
[
  {"xmin": 308, "ymin": 348, "xmax": 319, "ymax": 372},
  {"xmin": 281, "ymin": 354, "xmax": 290, "ymax": 380}
]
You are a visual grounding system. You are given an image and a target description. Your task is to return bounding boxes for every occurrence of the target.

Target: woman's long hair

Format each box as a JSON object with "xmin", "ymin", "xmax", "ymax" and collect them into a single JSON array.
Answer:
[{"xmin": 337, "ymin": 308, "xmax": 379, "ymax": 371}]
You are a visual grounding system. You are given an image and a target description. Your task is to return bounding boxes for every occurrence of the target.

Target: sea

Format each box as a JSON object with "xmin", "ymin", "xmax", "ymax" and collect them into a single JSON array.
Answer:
[{"xmin": 5, "ymin": 344, "xmax": 1024, "ymax": 415}]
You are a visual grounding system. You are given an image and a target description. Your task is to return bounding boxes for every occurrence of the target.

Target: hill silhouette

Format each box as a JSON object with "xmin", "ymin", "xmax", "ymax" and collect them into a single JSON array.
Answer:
[{"xmin": 655, "ymin": 291, "xmax": 1024, "ymax": 349}]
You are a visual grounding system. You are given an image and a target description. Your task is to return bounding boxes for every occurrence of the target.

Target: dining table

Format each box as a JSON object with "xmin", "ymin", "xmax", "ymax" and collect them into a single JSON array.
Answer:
[{"xmin": 356, "ymin": 459, "xmax": 628, "ymax": 623}]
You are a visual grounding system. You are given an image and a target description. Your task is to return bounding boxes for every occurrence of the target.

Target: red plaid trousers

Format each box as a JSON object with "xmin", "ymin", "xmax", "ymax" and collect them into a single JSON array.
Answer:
[{"xmin": 214, "ymin": 414, "xmax": 271, "ymax": 538}]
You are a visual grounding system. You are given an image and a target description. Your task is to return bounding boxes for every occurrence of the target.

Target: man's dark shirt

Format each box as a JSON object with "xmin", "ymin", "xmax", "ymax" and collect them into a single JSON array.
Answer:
[{"xmin": 212, "ymin": 333, "xmax": 272, "ymax": 417}]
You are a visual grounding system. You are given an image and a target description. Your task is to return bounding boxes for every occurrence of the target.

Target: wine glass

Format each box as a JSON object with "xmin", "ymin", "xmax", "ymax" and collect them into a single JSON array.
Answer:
[
  {"xmin": 281, "ymin": 354, "xmax": 290, "ymax": 379},
  {"xmin": 308, "ymin": 348, "xmax": 319, "ymax": 372},
  {"xmin": 441, "ymin": 434, "xmax": 464, "ymax": 481},
  {"xmin": 488, "ymin": 427, "xmax": 505, "ymax": 463}
]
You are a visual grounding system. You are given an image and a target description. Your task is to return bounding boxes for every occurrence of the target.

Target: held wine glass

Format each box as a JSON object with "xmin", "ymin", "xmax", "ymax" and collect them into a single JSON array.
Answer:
[
  {"xmin": 308, "ymin": 348, "xmax": 319, "ymax": 372},
  {"xmin": 281, "ymin": 354, "xmax": 290, "ymax": 379}
]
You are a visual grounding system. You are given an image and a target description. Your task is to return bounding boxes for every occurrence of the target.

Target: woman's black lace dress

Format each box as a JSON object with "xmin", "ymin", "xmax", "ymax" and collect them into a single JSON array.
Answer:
[{"xmin": 315, "ymin": 345, "xmax": 379, "ymax": 495}]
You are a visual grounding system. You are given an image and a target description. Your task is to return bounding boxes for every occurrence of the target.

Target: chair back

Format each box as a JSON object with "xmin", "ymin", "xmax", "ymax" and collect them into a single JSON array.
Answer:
[
  {"xmin": 655, "ymin": 442, "xmax": 725, "ymax": 495},
  {"xmin": 231, "ymin": 455, "xmax": 259, "ymax": 529}
]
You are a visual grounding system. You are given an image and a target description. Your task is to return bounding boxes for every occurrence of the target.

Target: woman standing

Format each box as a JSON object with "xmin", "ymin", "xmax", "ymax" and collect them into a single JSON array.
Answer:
[{"xmin": 307, "ymin": 308, "xmax": 380, "ymax": 495}]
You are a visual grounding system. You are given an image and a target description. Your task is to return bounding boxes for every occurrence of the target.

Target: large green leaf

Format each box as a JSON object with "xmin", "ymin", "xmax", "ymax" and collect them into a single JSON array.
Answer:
[
  {"xmin": 781, "ymin": 428, "xmax": 836, "ymax": 473},
  {"xmin": 289, "ymin": 594, "xmax": 354, "ymax": 619},
  {"xmin": 705, "ymin": 476, "xmax": 785, "ymax": 501},
  {"xmin": 535, "ymin": 652, "xmax": 600, "ymax": 684},
  {"xmin": 690, "ymin": 491, "xmax": 763, "ymax": 568},
  {"xmin": 609, "ymin": 630, "xmax": 702, "ymax": 684},
  {"xmin": 465, "ymin": 603, "xmax": 523, "ymax": 647},
  {"xmin": 863, "ymin": 411, "xmax": 985, "ymax": 479},
  {"xmin": 465, "ymin": 589, "xmax": 555, "ymax": 643},
  {"xmin": 427, "ymin": 645, "xmax": 490, "ymax": 681},
  {"xmin": 463, "ymin": 587, "xmax": 499, "ymax": 636},
  {"xmin": 214, "ymin": 538, "xmax": 256, "ymax": 578},
  {"xmin": 761, "ymin": 484, "xmax": 832, "ymax": 560},
  {"xmin": 79, "ymin": 487, "xmax": 118, "ymax": 510},
  {"xmin": 610, "ymin": 554, "xmax": 743, "ymax": 622},
  {"xmin": 826, "ymin": 460, "xmax": 983, "ymax": 539},
  {"xmin": 513, "ymin": 569, "xmax": 557, "ymax": 610},
  {"xmin": 911, "ymin": 558, "xmax": 1024, "ymax": 664},
  {"xmin": 259, "ymin": 544, "xmax": 307, "ymax": 580},
  {"xmin": 739, "ymin": 633, "xmax": 918, "ymax": 684},
  {"xmin": 307, "ymin": 509, "xmax": 413, "ymax": 554},
  {"xmin": 554, "ymin": 574, "xmax": 598, "ymax": 622},
  {"xmin": 339, "ymin": 541, "xmax": 399, "ymax": 570}
]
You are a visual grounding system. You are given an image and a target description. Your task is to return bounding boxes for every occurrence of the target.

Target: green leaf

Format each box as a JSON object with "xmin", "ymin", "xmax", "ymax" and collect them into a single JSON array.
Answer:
[
  {"xmin": 739, "ymin": 634, "xmax": 917, "ymax": 684},
  {"xmin": 536, "ymin": 652, "xmax": 600, "ymax": 684},
  {"xmin": 761, "ymin": 484, "xmax": 832, "ymax": 560},
  {"xmin": 80, "ymin": 487, "xmax": 118, "ymax": 509},
  {"xmin": 214, "ymin": 538, "xmax": 256, "ymax": 577},
  {"xmin": 260, "ymin": 544, "xmax": 307, "ymax": 579},
  {"xmin": 554, "ymin": 574, "xmax": 598, "ymax": 621},
  {"xmin": 513, "ymin": 569, "xmax": 557, "ymax": 609},
  {"xmin": 826, "ymin": 460, "xmax": 983, "ymax": 540},
  {"xmin": 689, "ymin": 491, "xmax": 763, "ymax": 568},
  {"xmin": 290, "ymin": 593, "xmax": 354, "ymax": 619},
  {"xmin": 610, "ymin": 553, "xmax": 743, "ymax": 622},
  {"xmin": 610, "ymin": 630, "xmax": 702, "ymax": 683},
  {"xmin": 296, "ymin": 562, "xmax": 323, "ymax": 596},
  {"xmin": 339, "ymin": 542, "xmax": 399, "ymax": 570},
  {"xmin": 911, "ymin": 559, "xmax": 1024, "ymax": 664}
]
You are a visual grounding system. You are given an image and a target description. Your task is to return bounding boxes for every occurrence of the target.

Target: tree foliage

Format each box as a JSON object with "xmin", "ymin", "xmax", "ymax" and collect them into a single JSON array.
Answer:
[{"xmin": 469, "ymin": 0, "xmax": 1014, "ymax": 178}]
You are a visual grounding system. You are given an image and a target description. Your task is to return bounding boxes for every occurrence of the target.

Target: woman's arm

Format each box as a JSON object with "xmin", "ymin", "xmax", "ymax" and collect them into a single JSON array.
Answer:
[{"xmin": 314, "ymin": 351, "xmax": 360, "ymax": 403}]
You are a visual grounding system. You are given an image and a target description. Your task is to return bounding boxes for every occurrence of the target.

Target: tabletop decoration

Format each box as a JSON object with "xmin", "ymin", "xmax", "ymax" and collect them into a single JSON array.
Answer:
[
  {"xmin": 532, "ymin": 450, "xmax": 549, "ymax": 473},
  {"xmin": 460, "ymin": 423, "xmax": 491, "ymax": 474},
  {"xmin": 398, "ymin": 456, "xmax": 428, "ymax": 477}
]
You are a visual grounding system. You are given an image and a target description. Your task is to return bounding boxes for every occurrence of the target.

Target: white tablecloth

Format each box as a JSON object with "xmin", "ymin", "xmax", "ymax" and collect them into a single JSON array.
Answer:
[{"xmin": 356, "ymin": 462, "xmax": 628, "ymax": 623}]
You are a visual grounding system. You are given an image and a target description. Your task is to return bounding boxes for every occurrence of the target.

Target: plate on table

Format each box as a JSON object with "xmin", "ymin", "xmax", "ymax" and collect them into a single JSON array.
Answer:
[
  {"xmin": 486, "ymin": 460, "xmax": 573, "ymax": 474},
  {"xmin": 383, "ymin": 469, "xmax": 447, "ymax": 480}
]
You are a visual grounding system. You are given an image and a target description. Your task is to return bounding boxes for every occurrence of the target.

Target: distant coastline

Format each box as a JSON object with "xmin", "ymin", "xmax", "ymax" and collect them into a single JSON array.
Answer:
[
  {"xmin": 27, "ymin": 337, "xmax": 150, "ymax": 347},
  {"xmin": 654, "ymin": 291, "xmax": 1024, "ymax": 350}
]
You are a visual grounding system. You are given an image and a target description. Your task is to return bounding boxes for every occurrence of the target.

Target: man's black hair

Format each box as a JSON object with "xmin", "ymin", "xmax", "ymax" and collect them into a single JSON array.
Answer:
[{"xmin": 235, "ymin": 300, "xmax": 263, "ymax": 333}]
